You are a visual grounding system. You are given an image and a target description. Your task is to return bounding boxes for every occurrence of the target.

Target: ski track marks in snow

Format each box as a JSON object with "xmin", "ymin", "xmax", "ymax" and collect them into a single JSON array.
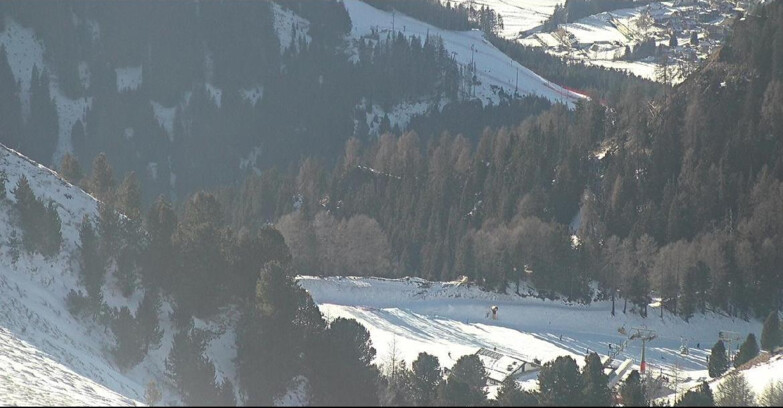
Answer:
[{"xmin": 298, "ymin": 275, "xmax": 767, "ymax": 395}]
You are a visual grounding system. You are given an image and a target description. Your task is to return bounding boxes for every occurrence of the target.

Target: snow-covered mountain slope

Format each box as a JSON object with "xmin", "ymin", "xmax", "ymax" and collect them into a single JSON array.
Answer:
[
  {"xmin": 0, "ymin": 144, "xmax": 244, "ymax": 406},
  {"xmin": 0, "ymin": 146, "xmax": 145, "ymax": 405},
  {"xmin": 0, "ymin": 327, "xmax": 135, "ymax": 406},
  {"xmin": 344, "ymin": 0, "xmax": 587, "ymax": 108},
  {"xmin": 297, "ymin": 275, "xmax": 770, "ymax": 399}
]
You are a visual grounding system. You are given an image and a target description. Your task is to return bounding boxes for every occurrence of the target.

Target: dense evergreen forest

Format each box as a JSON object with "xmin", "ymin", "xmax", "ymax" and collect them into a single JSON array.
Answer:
[{"xmin": 216, "ymin": 2, "xmax": 783, "ymax": 322}]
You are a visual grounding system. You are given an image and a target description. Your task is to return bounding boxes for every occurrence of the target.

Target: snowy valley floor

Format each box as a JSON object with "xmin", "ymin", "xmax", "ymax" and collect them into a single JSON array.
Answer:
[{"xmin": 298, "ymin": 275, "xmax": 767, "ymax": 401}]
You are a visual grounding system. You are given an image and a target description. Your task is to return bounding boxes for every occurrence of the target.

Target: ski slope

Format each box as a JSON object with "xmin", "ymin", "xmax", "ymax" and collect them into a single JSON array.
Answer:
[
  {"xmin": 344, "ymin": 0, "xmax": 586, "ymax": 107},
  {"xmin": 0, "ymin": 327, "xmax": 136, "ymax": 406},
  {"xmin": 298, "ymin": 275, "xmax": 767, "ymax": 398}
]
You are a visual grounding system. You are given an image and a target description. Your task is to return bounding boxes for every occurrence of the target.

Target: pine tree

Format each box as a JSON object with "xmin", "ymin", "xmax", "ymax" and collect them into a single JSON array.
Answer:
[
  {"xmin": 136, "ymin": 289, "xmax": 164, "ymax": 353},
  {"xmin": 98, "ymin": 203, "xmax": 121, "ymax": 266},
  {"xmin": 41, "ymin": 201, "xmax": 63, "ymax": 257},
  {"xmin": 708, "ymin": 340, "xmax": 729, "ymax": 378},
  {"xmin": 87, "ymin": 153, "xmax": 115, "ymax": 203},
  {"xmin": 733, "ymin": 333, "xmax": 759, "ymax": 368},
  {"xmin": 111, "ymin": 306, "xmax": 144, "ymax": 370},
  {"xmin": 716, "ymin": 371, "xmax": 755, "ymax": 406},
  {"xmin": 761, "ymin": 311, "xmax": 781, "ymax": 352},
  {"xmin": 581, "ymin": 352, "xmax": 611, "ymax": 406},
  {"xmin": 0, "ymin": 170, "xmax": 7, "ymax": 199},
  {"xmin": 166, "ymin": 326, "xmax": 224, "ymax": 406},
  {"xmin": 309, "ymin": 318, "xmax": 380, "ymax": 406},
  {"xmin": 78, "ymin": 214, "xmax": 104, "ymax": 309},
  {"xmin": 620, "ymin": 370, "xmax": 647, "ymax": 407},
  {"xmin": 676, "ymin": 381, "xmax": 714, "ymax": 406},
  {"xmin": 411, "ymin": 352, "xmax": 442, "ymax": 406},
  {"xmin": 439, "ymin": 354, "xmax": 488, "ymax": 406},
  {"xmin": 538, "ymin": 355, "xmax": 583, "ymax": 406},
  {"xmin": 59, "ymin": 153, "xmax": 83, "ymax": 184},
  {"xmin": 142, "ymin": 195, "xmax": 177, "ymax": 291}
]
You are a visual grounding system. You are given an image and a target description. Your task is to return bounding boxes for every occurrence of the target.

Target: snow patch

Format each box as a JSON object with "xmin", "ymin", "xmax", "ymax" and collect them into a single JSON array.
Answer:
[
  {"xmin": 115, "ymin": 66, "xmax": 142, "ymax": 93},
  {"xmin": 272, "ymin": 2, "xmax": 312, "ymax": 54},
  {"xmin": 0, "ymin": 16, "xmax": 46, "ymax": 118}
]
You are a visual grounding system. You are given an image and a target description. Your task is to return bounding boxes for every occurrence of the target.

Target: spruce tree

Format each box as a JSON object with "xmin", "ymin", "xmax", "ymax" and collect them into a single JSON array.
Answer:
[
  {"xmin": 142, "ymin": 195, "xmax": 177, "ymax": 291},
  {"xmin": 111, "ymin": 306, "xmax": 144, "ymax": 370},
  {"xmin": 309, "ymin": 318, "xmax": 380, "ymax": 406},
  {"xmin": 41, "ymin": 201, "xmax": 62, "ymax": 257},
  {"xmin": 708, "ymin": 340, "xmax": 729, "ymax": 378},
  {"xmin": 761, "ymin": 311, "xmax": 781, "ymax": 352},
  {"xmin": 78, "ymin": 214, "xmax": 104, "ymax": 306},
  {"xmin": 439, "ymin": 354, "xmax": 488, "ymax": 406},
  {"xmin": 411, "ymin": 352, "xmax": 442, "ymax": 406},
  {"xmin": 0, "ymin": 170, "xmax": 6, "ymax": 200},
  {"xmin": 538, "ymin": 355, "xmax": 583, "ymax": 406},
  {"xmin": 582, "ymin": 352, "xmax": 611, "ymax": 406},
  {"xmin": 136, "ymin": 289, "xmax": 164, "ymax": 353},
  {"xmin": 620, "ymin": 370, "xmax": 647, "ymax": 407},
  {"xmin": 166, "ymin": 326, "xmax": 224, "ymax": 406},
  {"xmin": 733, "ymin": 333, "xmax": 759, "ymax": 368}
]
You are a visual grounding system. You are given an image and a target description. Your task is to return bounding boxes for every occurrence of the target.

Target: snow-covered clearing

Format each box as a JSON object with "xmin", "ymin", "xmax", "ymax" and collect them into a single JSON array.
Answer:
[
  {"xmin": 116, "ymin": 66, "xmax": 142, "ymax": 93},
  {"xmin": 298, "ymin": 275, "xmax": 767, "ymax": 399},
  {"xmin": 272, "ymin": 2, "xmax": 311, "ymax": 54}
]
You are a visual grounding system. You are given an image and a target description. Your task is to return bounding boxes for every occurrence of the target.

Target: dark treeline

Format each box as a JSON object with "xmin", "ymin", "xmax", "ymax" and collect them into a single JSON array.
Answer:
[
  {"xmin": 362, "ymin": 0, "xmax": 505, "ymax": 36},
  {"xmin": 543, "ymin": 0, "xmax": 653, "ymax": 31},
  {"xmin": 363, "ymin": 0, "xmax": 475, "ymax": 31}
]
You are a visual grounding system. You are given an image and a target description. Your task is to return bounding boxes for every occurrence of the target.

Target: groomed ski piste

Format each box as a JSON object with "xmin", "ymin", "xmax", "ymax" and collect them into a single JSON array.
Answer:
[{"xmin": 297, "ymin": 275, "xmax": 777, "ymax": 401}]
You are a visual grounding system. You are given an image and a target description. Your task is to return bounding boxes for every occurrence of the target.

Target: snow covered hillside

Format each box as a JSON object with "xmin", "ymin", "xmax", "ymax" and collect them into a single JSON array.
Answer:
[
  {"xmin": 298, "ymin": 275, "xmax": 771, "ymax": 399},
  {"xmin": 0, "ymin": 146, "xmax": 145, "ymax": 405},
  {"xmin": 343, "ymin": 0, "xmax": 587, "ymax": 135},
  {"xmin": 0, "ymin": 144, "xmax": 245, "ymax": 406},
  {"xmin": 346, "ymin": 0, "xmax": 585, "ymax": 107}
]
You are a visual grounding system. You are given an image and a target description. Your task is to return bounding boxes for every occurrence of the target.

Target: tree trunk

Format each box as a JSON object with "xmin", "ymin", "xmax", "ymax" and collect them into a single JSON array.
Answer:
[{"xmin": 623, "ymin": 297, "xmax": 627, "ymax": 314}]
